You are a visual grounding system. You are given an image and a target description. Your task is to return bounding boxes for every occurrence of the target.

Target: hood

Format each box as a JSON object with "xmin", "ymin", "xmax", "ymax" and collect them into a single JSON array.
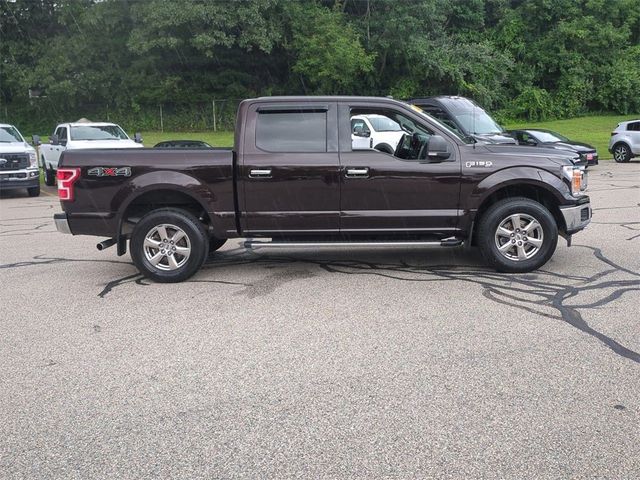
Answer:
[
  {"xmin": 472, "ymin": 133, "xmax": 517, "ymax": 144},
  {"xmin": 0, "ymin": 142, "xmax": 36, "ymax": 154},
  {"xmin": 67, "ymin": 140, "xmax": 143, "ymax": 150},
  {"xmin": 482, "ymin": 143, "xmax": 585, "ymax": 167},
  {"xmin": 539, "ymin": 141, "xmax": 595, "ymax": 153}
]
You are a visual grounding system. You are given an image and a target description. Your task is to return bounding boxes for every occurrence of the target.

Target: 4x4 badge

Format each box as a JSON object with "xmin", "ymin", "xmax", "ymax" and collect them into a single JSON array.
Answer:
[{"xmin": 88, "ymin": 167, "xmax": 131, "ymax": 177}]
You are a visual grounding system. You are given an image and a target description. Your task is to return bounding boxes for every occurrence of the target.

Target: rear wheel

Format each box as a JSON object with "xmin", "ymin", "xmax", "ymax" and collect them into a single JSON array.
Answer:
[
  {"xmin": 130, "ymin": 208, "xmax": 209, "ymax": 283},
  {"xmin": 43, "ymin": 159, "xmax": 56, "ymax": 186},
  {"xmin": 27, "ymin": 185, "xmax": 40, "ymax": 197},
  {"xmin": 613, "ymin": 143, "xmax": 631, "ymax": 163},
  {"xmin": 477, "ymin": 197, "xmax": 558, "ymax": 273}
]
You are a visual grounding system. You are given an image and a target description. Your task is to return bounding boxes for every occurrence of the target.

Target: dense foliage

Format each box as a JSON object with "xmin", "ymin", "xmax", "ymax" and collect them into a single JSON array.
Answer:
[{"xmin": 1, "ymin": 0, "xmax": 639, "ymax": 132}]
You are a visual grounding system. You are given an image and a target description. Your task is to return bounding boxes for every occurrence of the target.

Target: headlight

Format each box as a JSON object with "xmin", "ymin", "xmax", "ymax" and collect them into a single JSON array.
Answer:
[
  {"xmin": 29, "ymin": 152, "xmax": 37, "ymax": 168},
  {"xmin": 562, "ymin": 165, "xmax": 586, "ymax": 196}
]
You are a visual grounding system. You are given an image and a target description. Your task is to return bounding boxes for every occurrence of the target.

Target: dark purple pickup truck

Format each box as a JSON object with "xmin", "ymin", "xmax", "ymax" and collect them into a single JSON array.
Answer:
[{"xmin": 54, "ymin": 96, "xmax": 591, "ymax": 282}]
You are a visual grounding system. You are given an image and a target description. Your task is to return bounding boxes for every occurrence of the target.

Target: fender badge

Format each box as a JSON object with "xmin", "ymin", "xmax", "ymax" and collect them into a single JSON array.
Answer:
[
  {"xmin": 465, "ymin": 161, "xmax": 493, "ymax": 168},
  {"xmin": 88, "ymin": 167, "xmax": 131, "ymax": 177}
]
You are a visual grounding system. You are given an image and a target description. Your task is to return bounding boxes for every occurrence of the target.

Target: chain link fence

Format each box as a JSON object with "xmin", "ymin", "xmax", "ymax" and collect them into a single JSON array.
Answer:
[{"xmin": 0, "ymin": 99, "xmax": 242, "ymax": 135}]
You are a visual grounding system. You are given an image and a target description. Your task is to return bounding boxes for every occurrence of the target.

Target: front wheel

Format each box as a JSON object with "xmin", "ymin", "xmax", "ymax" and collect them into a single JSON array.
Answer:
[
  {"xmin": 477, "ymin": 197, "xmax": 558, "ymax": 273},
  {"xmin": 130, "ymin": 208, "xmax": 209, "ymax": 283},
  {"xmin": 43, "ymin": 160, "xmax": 56, "ymax": 186},
  {"xmin": 613, "ymin": 143, "xmax": 631, "ymax": 163}
]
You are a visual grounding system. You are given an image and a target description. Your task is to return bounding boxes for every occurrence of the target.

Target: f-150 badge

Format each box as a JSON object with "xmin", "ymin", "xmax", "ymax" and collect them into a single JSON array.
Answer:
[
  {"xmin": 465, "ymin": 161, "xmax": 493, "ymax": 168},
  {"xmin": 88, "ymin": 167, "xmax": 131, "ymax": 177}
]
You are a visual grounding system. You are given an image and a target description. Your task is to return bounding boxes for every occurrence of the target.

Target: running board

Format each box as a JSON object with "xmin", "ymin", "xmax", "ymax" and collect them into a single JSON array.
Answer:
[{"xmin": 244, "ymin": 237, "xmax": 463, "ymax": 250}]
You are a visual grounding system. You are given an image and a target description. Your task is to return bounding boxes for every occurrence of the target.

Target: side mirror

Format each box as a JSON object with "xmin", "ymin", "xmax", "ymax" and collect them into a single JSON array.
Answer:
[
  {"xmin": 50, "ymin": 134, "xmax": 59, "ymax": 146},
  {"xmin": 426, "ymin": 135, "xmax": 451, "ymax": 161},
  {"xmin": 32, "ymin": 135, "xmax": 41, "ymax": 146},
  {"xmin": 353, "ymin": 125, "xmax": 369, "ymax": 138},
  {"xmin": 134, "ymin": 132, "xmax": 143, "ymax": 143}
]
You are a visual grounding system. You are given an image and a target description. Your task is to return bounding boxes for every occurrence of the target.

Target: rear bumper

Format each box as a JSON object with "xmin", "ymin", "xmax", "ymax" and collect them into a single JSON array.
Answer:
[
  {"xmin": 560, "ymin": 201, "xmax": 591, "ymax": 234},
  {"xmin": 0, "ymin": 169, "xmax": 40, "ymax": 190},
  {"xmin": 54, "ymin": 213, "xmax": 72, "ymax": 234}
]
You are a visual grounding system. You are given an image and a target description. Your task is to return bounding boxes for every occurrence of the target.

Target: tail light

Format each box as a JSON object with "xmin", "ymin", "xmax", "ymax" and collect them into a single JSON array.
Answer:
[{"xmin": 57, "ymin": 168, "xmax": 81, "ymax": 201}]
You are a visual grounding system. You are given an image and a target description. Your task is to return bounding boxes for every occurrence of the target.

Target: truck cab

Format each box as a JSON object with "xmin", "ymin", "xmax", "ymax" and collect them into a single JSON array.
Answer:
[
  {"xmin": 38, "ymin": 120, "xmax": 143, "ymax": 186},
  {"xmin": 0, "ymin": 123, "xmax": 40, "ymax": 197}
]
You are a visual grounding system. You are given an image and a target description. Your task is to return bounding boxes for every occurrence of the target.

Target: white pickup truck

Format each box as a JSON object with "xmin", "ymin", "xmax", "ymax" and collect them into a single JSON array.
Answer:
[
  {"xmin": 350, "ymin": 114, "xmax": 406, "ymax": 154},
  {"xmin": 36, "ymin": 121, "xmax": 143, "ymax": 185},
  {"xmin": 0, "ymin": 123, "xmax": 40, "ymax": 196}
]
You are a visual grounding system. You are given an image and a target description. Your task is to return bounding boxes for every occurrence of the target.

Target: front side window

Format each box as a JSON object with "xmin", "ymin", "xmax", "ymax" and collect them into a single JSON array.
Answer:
[
  {"xmin": 350, "ymin": 108, "xmax": 436, "ymax": 160},
  {"xmin": 70, "ymin": 125, "xmax": 128, "ymax": 141},
  {"xmin": 0, "ymin": 126, "xmax": 24, "ymax": 143},
  {"xmin": 58, "ymin": 127, "xmax": 68, "ymax": 141},
  {"xmin": 256, "ymin": 111, "xmax": 326, "ymax": 152}
]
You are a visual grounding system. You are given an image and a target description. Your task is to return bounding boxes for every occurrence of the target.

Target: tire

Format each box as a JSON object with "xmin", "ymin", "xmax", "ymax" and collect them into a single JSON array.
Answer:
[
  {"xmin": 130, "ymin": 208, "xmax": 209, "ymax": 283},
  {"xmin": 27, "ymin": 185, "xmax": 40, "ymax": 197},
  {"xmin": 477, "ymin": 197, "xmax": 558, "ymax": 273},
  {"xmin": 43, "ymin": 160, "xmax": 56, "ymax": 186},
  {"xmin": 209, "ymin": 237, "xmax": 227, "ymax": 254},
  {"xmin": 613, "ymin": 143, "xmax": 631, "ymax": 163}
]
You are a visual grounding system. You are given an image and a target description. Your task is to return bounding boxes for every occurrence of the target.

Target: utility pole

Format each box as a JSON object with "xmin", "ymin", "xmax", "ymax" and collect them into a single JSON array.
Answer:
[{"xmin": 212, "ymin": 100, "xmax": 217, "ymax": 132}]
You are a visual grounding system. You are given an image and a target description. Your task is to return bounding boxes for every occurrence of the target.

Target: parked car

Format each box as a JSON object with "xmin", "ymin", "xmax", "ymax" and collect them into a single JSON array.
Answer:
[
  {"xmin": 154, "ymin": 140, "xmax": 212, "ymax": 149},
  {"xmin": 36, "ymin": 120, "xmax": 143, "ymax": 186},
  {"xmin": 609, "ymin": 120, "xmax": 640, "ymax": 163},
  {"xmin": 508, "ymin": 129, "xmax": 598, "ymax": 166},
  {"xmin": 54, "ymin": 95, "xmax": 590, "ymax": 283},
  {"xmin": 351, "ymin": 114, "xmax": 406, "ymax": 153},
  {"xmin": 0, "ymin": 123, "xmax": 40, "ymax": 197},
  {"xmin": 408, "ymin": 96, "xmax": 516, "ymax": 144}
]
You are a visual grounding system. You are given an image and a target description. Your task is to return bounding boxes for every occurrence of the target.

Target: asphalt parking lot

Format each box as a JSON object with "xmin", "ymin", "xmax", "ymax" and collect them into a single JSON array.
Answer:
[{"xmin": 1, "ymin": 163, "xmax": 639, "ymax": 479}]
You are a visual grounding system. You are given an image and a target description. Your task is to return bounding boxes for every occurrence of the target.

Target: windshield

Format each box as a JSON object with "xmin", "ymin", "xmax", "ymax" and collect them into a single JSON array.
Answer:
[
  {"xmin": 410, "ymin": 105, "xmax": 474, "ymax": 144},
  {"xmin": 70, "ymin": 125, "xmax": 129, "ymax": 141},
  {"xmin": 0, "ymin": 126, "xmax": 25, "ymax": 143},
  {"xmin": 528, "ymin": 130, "xmax": 568, "ymax": 143},
  {"xmin": 455, "ymin": 111, "xmax": 504, "ymax": 135},
  {"xmin": 368, "ymin": 116, "xmax": 402, "ymax": 132}
]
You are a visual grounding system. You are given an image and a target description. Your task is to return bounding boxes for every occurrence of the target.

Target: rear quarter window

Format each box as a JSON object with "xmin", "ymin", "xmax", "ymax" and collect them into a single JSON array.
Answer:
[
  {"xmin": 626, "ymin": 122, "xmax": 640, "ymax": 132},
  {"xmin": 256, "ymin": 111, "xmax": 327, "ymax": 152}
]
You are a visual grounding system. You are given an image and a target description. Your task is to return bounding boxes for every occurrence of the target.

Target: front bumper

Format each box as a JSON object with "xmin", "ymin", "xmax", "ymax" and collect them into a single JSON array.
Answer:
[
  {"xmin": 560, "ymin": 201, "xmax": 591, "ymax": 234},
  {"xmin": 54, "ymin": 213, "xmax": 72, "ymax": 234},
  {"xmin": 0, "ymin": 169, "xmax": 40, "ymax": 190}
]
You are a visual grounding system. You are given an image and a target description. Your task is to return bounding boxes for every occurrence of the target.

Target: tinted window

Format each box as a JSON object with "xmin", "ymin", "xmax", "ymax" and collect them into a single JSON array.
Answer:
[
  {"xmin": 59, "ymin": 127, "xmax": 68, "ymax": 141},
  {"xmin": 256, "ymin": 111, "xmax": 326, "ymax": 152},
  {"xmin": 627, "ymin": 122, "xmax": 640, "ymax": 131}
]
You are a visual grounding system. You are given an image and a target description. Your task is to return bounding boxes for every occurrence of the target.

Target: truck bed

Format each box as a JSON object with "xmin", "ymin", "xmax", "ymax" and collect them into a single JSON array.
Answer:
[{"xmin": 59, "ymin": 148, "xmax": 235, "ymax": 238}]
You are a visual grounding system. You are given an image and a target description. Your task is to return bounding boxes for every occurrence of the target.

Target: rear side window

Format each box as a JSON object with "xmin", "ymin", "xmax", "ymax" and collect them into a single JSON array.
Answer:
[
  {"xmin": 256, "ymin": 111, "xmax": 326, "ymax": 152},
  {"xmin": 627, "ymin": 122, "xmax": 640, "ymax": 132}
]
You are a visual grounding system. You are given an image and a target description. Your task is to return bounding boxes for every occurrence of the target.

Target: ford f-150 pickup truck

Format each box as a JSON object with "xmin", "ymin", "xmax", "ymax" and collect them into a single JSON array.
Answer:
[{"xmin": 53, "ymin": 96, "xmax": 591, "ymax": 282}]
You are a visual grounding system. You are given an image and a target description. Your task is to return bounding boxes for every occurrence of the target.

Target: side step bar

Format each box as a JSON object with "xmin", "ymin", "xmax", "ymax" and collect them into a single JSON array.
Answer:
[{"xmin": 244, "ymin": 237, "xmax": 463, "ymax": 250}]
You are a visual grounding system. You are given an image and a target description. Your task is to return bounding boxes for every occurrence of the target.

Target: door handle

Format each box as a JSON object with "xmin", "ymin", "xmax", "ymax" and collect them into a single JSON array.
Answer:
[
  {"xmin": 249, "ymin": 168, "xmax": 272, "ymax": 178},
  {"xmin": 345, "ymin": 167, "xmax": 369, "ymax": 178}
]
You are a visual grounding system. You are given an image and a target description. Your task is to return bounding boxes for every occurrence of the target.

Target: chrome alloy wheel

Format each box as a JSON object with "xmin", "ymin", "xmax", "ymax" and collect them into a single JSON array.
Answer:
[
  {"xmin": 143, "ymin": 224, "xmax": 191, "ymax": 271},
  {"xmin": 614, "ymin": 145, "xmax": 628, "ymax": 162},
  {"xmin": 494, "ymin": 213, "xmax": 544, "ymax": 261}
]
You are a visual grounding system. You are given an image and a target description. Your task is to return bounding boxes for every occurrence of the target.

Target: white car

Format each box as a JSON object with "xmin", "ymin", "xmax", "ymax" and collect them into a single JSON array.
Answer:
[
  {"xmin": 609, "ymin": 119, "xmax": 640, "ymax": 163},
  {"xmin": 0, "ymin": 123, "xmax": 40, "ymax": 196},
  {"xmin": 37, "ymin": 121, "xmax": 143, "ymax": 185},
  {"xmin": 351, "ymin": 114, "xmax": 406, "ymax": 154}
]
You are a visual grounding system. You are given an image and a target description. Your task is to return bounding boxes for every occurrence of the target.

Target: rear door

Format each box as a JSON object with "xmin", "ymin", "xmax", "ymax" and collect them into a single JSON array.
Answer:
[
  {"xmin": 239, "ymin": 102, "xmax": 340, "ymax": 235},
  {"xmin": 338, "ymin": 102, "xmax": 462, "ymax": 236}
]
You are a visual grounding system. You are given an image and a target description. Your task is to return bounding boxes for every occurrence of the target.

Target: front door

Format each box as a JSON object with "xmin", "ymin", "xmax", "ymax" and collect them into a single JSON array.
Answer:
[
  {"xmin": 240, "ymin": 102, "xmax": 340, "ymax": 235},
  {"xmin": 338, "ymin": 103, "xmax": 462, "ymax": 236}
]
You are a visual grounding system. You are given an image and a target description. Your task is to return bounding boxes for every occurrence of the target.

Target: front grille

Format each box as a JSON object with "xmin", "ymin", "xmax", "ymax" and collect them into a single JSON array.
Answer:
[
  {"xmin": 580, "ymin": 207, "xmax": 590, "ymax": 221},
  {"xmin": 0, "ymin": 153, "xmax": 29, "ymax": 170}
]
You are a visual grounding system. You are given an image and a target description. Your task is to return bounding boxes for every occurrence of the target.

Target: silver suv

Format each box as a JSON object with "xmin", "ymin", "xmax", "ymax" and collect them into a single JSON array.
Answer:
[{"xmin": 609, "ymin": 120, "xmax": 640, "ymax": 163}]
